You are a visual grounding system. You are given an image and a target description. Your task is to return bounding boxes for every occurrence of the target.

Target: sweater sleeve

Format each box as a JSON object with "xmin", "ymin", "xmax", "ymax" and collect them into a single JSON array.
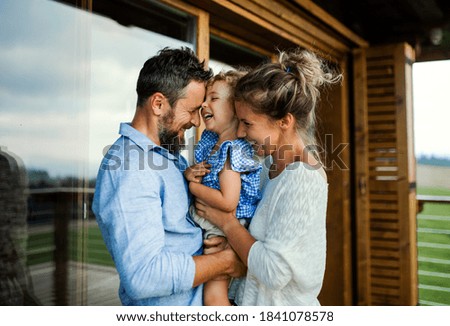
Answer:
[{"xmin": 247, "ymin": 166, "xmax": 327, "ymax": 291}]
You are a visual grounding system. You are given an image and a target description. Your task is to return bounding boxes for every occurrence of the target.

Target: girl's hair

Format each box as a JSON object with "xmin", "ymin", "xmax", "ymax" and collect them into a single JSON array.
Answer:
[
  {"xmin": 207, "ymin": 69, "xmax": 249, "ymax": 102},
  {"xmin": 235, "ymin": 48, "xmax": 342, "ymax": 154}
]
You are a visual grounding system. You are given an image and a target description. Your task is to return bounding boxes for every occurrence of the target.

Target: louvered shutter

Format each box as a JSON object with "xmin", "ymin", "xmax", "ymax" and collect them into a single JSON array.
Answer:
[{"xmin": 356, "ymin": 43, "xmax": 418, "ymax": 305}]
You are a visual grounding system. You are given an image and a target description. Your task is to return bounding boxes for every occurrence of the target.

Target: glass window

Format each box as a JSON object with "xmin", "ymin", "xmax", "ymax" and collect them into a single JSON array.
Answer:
[
  {"xmin": 0, "ymin": 0, "xmax": 196, "ymax": 305},
  {"xmin": 209, "ymin": 35, "xmax": 267, "ymax": 71}
]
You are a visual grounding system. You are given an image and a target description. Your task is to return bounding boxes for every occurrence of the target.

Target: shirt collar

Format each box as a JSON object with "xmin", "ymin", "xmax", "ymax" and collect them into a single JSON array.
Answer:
[{"xmin": 119, "ymin": 122, "xmax": 179, "ymax": 161}]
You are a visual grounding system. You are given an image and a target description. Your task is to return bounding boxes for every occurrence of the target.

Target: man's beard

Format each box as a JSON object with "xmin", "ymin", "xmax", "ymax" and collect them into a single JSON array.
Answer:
[{"xmin": 158, "ymin": 110, "xmax": 185, "ymax": 155}]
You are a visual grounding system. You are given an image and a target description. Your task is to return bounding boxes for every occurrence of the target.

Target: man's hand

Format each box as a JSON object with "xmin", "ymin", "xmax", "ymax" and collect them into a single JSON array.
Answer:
[{"xmin": 184, "ymin": 161, "xmax": 211, "ymax": 183}]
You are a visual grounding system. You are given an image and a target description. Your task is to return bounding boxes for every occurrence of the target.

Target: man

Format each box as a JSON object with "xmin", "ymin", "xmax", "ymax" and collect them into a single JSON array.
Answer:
[{"xmin": 92, "ymin": 47, "xmax": 245, "ymax": 306}]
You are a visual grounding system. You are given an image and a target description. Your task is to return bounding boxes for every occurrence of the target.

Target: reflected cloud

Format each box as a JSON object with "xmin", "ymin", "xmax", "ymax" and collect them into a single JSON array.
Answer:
[{"xmin": 0, "ymin": 0, "xmax": 191, "ymax": 178}]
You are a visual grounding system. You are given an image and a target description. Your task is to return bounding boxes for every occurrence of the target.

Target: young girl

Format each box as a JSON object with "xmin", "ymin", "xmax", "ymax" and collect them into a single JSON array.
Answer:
[
  {"xmin": 184, "ymin": 70, "xmax": 261, "ymax": 306},
  {"xmin": 195, "ymin": 48, "xmax": 342, "ymax": 305}
]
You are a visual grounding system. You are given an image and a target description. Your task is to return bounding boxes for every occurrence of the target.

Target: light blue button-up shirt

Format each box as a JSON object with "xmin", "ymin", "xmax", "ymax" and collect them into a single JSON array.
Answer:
[{"xmin": 92, "ymin": 123, "xmax": 203, "ymax": 306}]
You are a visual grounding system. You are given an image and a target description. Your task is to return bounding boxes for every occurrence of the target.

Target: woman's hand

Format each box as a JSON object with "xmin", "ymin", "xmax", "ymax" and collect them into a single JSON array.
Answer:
[
  {"xmin": 183, "ymin": 161, "xmax": 211, "ymax": 183},
  {"xmin": 195, "ymin": 199, "xmax": 236, "ymax": 231}
]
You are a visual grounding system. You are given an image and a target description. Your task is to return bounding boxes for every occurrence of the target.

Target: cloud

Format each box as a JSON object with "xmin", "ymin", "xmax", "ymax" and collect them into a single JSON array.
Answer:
[{"xmin": 0, "ymin": 0, "xmax": 193, "ymax": 177}]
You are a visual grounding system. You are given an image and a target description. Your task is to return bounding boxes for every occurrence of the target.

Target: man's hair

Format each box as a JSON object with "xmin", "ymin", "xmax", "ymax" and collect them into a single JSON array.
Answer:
[{"xmin": 136, "ymin": 47, "xmax": 213, "ymax": 107}]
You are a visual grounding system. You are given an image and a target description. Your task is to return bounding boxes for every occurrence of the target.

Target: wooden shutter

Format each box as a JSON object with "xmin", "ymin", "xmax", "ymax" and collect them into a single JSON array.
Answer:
[{"xmin": 356, "ymin": 43, "xmax": 418, "ymax": 305}]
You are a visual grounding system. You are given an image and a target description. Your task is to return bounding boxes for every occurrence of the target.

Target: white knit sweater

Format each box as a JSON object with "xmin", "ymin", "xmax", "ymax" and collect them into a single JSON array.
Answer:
[{"xmin": 232, "ymin": 160, "xmax": 328, "ymax": 306}]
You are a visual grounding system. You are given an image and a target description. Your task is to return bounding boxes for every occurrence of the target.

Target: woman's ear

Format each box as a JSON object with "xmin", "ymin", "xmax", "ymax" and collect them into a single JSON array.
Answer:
[
  {"xmin": 148, "ymin": 92, "xmax": 165, "ymax": 116},
  {"xmin": 279, "ymin": 113, "xmax": 295, "ymax": 130}
]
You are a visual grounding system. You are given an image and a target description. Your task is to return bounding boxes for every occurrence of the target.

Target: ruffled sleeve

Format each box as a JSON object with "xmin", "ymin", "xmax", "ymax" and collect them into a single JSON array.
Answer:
[
  {"xmin": 219, "ymin": 139, "xmax": 261, "ymax": 173},
  {"xmin": 194, "ymin": 130, "xmax": 218, "ymax": 163}
]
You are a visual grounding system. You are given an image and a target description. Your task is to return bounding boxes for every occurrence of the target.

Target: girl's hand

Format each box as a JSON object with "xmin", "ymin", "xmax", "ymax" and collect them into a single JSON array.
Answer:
[
  {"xmin": 203, "ymin": 236, "xmax": 228, "ymax": 254},
  {"xmin": 183, "ymin": 161, "xmax": 211, "ymax": 183},
  {"xmin": 195, "ymin": 199, "xmax": 236, "ymax": 230}
]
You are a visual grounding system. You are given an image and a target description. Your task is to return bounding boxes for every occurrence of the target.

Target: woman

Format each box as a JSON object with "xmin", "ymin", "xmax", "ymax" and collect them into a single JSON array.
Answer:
[{"xmin": 195, "ymin": 48, "xmax": 341, "ymax": 305}]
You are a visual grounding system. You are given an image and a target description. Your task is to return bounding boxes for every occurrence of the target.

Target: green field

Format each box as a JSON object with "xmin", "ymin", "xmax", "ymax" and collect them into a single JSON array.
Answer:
[
  {"xmin": 27, "ymin": 224, "xmax": 114, "ymax": 267},
  {"xmin": 417, "ymin": 187, "xmax": 450, "ymax": 306}
]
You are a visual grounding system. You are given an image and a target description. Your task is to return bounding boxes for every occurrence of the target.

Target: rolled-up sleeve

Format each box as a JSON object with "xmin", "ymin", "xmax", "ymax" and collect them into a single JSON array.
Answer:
[{"xmin": 95, "ymin": 168, "xmax": 195, "ymax": 300}]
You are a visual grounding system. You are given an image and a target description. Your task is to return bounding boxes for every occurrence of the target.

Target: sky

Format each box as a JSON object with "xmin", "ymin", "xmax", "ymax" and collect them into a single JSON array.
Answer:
[
  {"xmin": 0, "ymin": 0, "xmax": 191, "ymax": 178},
  {"xmin": 412, "ymin": 60, "xmax": 450, "ymax": 158},
  {"xmin": 0, "ymin": 0, "xmax": 449, "ymax": 180}
]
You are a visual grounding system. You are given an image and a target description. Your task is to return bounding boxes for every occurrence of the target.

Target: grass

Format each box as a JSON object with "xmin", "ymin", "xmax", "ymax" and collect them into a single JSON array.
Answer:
[
  {"xmin": 416, "ymin": 186, "xmax": 450, "ymax": 306},
  {"xmin": 27, "ymin": 223, "xmax": 114, "ymax": 268}
]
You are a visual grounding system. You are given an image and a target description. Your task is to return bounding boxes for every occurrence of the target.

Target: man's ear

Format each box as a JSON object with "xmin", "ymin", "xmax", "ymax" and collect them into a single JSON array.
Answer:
[
  {"xmin": 148, "ymin": 92, "xmax": 165, "ymax": 116},
  {"xmin": 279, "ymin": 113, "xmax": 295, "ymax": 130}
]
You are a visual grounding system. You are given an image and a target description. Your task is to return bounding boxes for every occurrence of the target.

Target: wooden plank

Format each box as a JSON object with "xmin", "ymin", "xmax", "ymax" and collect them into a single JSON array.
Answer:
[
  {"xmin": 367, "ymin": 79, "xmax": 395, "ymax": 86},
  {"xmin": 369, "ymin": 180, "xmax": 398, "ymax": 192},
  {"xmin": 368, "ymin": 134, "xmax": 397, "ymax": 142},
  {"xmin": 245, "ymin": 0, "xmax": 349, "ymax": 54},
  {"xmin": 209, "ymin": 27, "xmax": 273, "ymax": 57},
  {"xmin": 371, "ymin": 286, "xmax": 400, "ymax": 296},
  {"xmin": 209, "ymin": 14, "xmax": 282, "ymax": 52},
  {"xmin": 368, "ymin": 115, "xmax": 396, "ymax": 122},
  {"xmin": 371, "ymin": 266, "xmax": 400, "ymax": 277},
  {"xmin": 369, "ymin": 194, "xmax": 398, "ymax": 201},
  {"xmin": 371, "ymin": 250, "xmax": 400, "ymax": 260},
  {"xmin": 370, "ymin": 213, "xmax": 400, "ymax": 220},
  {"xmin": 393, "ymin": 43, "xmax": 418, "ymax": 306},
  {"xmin": 371, "ymin": 277, "xmax": 400, "ymax": 287},
  {"xmin": 371, "ymin": 231, "xmax": 399, "ymax": 240},
  {"xmin": 367, "ymin": 69, "xmax": 394, "ymax": 78},
  {"xmin": 353, "ymin": 48, "xmax": 371, "ymax": 305},
  {"xmin": 290, "ymin": 0, "xmax": 368, "ymax": 47},
  {"xmin": 369, "ymin": 125, "xmax": 396, "ymax": 133},
  {"xmin": 371, "ymin": 258, "xmax": 400, "ymax": 267},
  {"xmin": 367, "ymin": 96, "xmax": 397, "ymax": 104},
  {"xmin": 209, "ymin": 0, "xmax": 339, "ymax": 56},
  {"xmin": 368, "ymin": 141, "xmax": 397, "ymax": 148},
  {"xmin": 369, "ymin": 161, "xmax": 398, "ymax": 167},
  {"xmin": 318, "ymin": 56, "xmax": 352, "ymax": 306},
  {"xmin": 367, "ymin": 105, "xmax": 397, "ymax": 113},
  {"xmin": 368, "ymin": 151, "xmax": 397, "ymax": 158},
  {"xmin": 370, "ymin": 239, "xmax": 401, "ymax": 249},
  {"xmin": 370, "ymin": 221, "xmax": 399, "ymax": 231},
  {"xmin": 367, "ymin": 90, "xmax": 395, "ymax": 98},
  {"xmin": 366, "ymin": 58, "xmax": 394, "ymax": 67},
  {"xmin": 370, "ymin": 202, "xmax": 398, "ymax": 210}
]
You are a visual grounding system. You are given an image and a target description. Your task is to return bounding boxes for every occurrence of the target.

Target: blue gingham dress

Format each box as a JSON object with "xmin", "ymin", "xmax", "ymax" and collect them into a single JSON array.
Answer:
[{"xmin": 195, "ymin": 130, "xmax": 262, "ymax": 219}]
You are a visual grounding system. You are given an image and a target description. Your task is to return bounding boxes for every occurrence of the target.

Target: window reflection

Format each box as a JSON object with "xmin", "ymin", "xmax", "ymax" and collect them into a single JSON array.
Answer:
[{"xmin": 0, "ymin": 0, "xmax": 194, "ymax": 305}]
